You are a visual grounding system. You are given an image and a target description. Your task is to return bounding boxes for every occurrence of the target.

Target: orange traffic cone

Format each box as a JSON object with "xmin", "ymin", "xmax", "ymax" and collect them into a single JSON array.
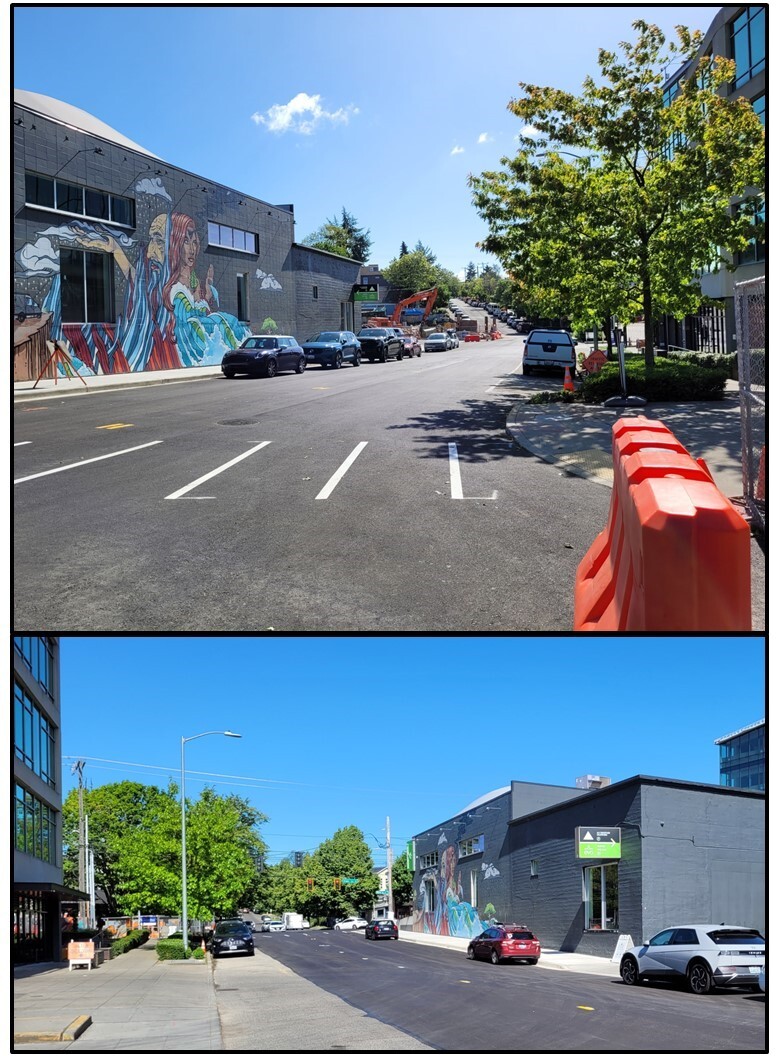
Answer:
[{"xmin": 563, "ymin": 366, "xmax": 575, "ymax": 392}]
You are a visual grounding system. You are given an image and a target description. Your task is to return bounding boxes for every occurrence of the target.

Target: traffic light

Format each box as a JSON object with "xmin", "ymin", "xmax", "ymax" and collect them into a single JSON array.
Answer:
[
  {"xmin": 333, "ymin": 877, "xmax": 341, "ymax": 890},
  {"xmin": 293, "ymin": 851, "xmax": 303, "ymax": 867},
  {"xmin": 306, "ymin": 877, "xmax": 315, "ymax": 891}
]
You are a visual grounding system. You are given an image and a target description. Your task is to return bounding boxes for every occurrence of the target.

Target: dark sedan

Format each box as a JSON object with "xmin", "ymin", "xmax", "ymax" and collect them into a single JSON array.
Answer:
[
  {"xmin": 467, "ymin": 925, "xmax": 541, "ymax": 965},
  {"xmin": 355, "ymin": 328, "xmax": 404, "ymax": 363},
  {"xmin": 302, "ymin": 331, "xmax": 362, "ymax": 369},
  {"xmin": 365, "ymin": 919, "xmax": 399, "ymax": 941},
  {"xmin": 222, "ymin": 335, "xmax": 306, "ymax": 378},
  {"xmin": 209, "ymin": 920, "xmax": 255, "ymax": 958}
]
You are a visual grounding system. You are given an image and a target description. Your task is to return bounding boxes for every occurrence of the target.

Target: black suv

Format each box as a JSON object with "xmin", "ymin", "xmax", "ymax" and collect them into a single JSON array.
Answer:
[
  {"xmin": 365, "ymin": 919, "xmax": 399, "ymax": 940},
  {"xmin": 356, "ymin": 328, "xmax": 404, "ymax": 363}
]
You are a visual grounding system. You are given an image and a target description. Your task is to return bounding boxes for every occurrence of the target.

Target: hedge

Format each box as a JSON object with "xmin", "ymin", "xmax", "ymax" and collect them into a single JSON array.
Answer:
[
  {"xmin": 581, "ymin": 360, "xmax": 728, "ymax": 403},
  {"xmin": 111, "ymin": 928, "xmax": 150, "ymax": 957},
  {"xmin": 665, "ymin": 349, "xmax": 737, "ymax": 379},
  {"xmin": 156, "ymin": 938, "xmax": 192, "ymax": 960}
]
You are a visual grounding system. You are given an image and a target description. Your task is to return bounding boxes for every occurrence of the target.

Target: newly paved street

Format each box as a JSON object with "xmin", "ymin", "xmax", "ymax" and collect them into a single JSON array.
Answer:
[{"xmin": 14, "ymin": 338, "xmax": 612, "ymax": 632}]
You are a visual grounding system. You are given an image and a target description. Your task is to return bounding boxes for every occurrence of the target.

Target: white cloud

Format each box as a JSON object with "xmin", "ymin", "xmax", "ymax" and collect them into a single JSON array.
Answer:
[
  {"xmin": 477, "ymin": 132, "xmax": 492, "ymax": 144},
  {"xmin": 451, "ymin": 145, "xmax": 465, "ymax": 155},
  {"xmin": 251, "ymin": 92, "xmax": 359, "ymax": 135},
  {"xmin": 517, "ymin": 124, "xmax": 541, "ymax": 140}
]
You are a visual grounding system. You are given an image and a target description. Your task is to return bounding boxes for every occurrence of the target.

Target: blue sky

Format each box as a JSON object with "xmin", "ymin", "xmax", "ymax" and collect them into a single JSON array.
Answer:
[
  {"xmin": 12, "ymin": 4, "xmax": 718, "ymax": 276},
  {"xmin": 59, "ymin": 636, "xmax": 764, "ymax": 868}
]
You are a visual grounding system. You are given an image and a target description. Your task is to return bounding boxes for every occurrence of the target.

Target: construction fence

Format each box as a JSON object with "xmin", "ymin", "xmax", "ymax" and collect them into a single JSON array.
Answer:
[{"xmin": 734, "ymin": 277, "xmax": 766, "ymax": 533}]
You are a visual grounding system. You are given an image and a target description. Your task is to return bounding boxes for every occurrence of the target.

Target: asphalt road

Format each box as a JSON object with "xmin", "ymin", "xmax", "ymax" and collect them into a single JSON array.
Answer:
[
  {"xmin": 14, "ymin": 337, "xmax": 611, "ymax": 631},
  {"xmin": 214, "ymin": 930, "xmax": 765, "ymax": 1052}
]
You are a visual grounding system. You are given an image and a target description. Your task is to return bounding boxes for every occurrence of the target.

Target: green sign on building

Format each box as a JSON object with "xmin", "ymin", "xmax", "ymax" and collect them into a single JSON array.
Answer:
[{"xmin": 575, "ymin": 827, "xmax": 622, "ymax": 859}]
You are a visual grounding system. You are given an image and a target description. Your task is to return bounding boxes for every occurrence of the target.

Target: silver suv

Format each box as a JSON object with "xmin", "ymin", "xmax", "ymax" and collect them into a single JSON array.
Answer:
[
  {"xmin": 620, "ymin": 924, "xmax": 765, "ymax": 995},
  {"xmin": 522, "ymin": 328, "xmax": 577, "ymax": 377}
]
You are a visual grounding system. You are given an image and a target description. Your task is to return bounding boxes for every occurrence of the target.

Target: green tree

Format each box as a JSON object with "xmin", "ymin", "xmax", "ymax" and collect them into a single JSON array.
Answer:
[
  {"xmin": 337, "ymin": 207, "xmax": 372, "ymax": 263},
  {"xmin": 389, "ymin": 853, "xmax": 413, "ymax": 915},
  {"xmin": 414, "ymin": 240, "xmax": 437, "ymax": 264},
  {"xmin": 469, "ymin": 20, "xmax": 765, "ymax": 367},
  {"xmin": 299, "ymin": 222, "xmax": 349, "ymax": 257},
  {"xmin": 306, "ymin": 826, "xmax": 378, "ymax": 919},
  {"xmin": 62, "ymin": 781, "xmax": 268, "ymax": 920},
  {"xmin": 399, "ymin": 241, "xmax": 409, "ymax": 256},
  {"xmin": 382, "ymin": 250, "xmax": 438, "ymax": 297},
  {"xmin": 464, "ymin": 261, "xmax": 477, "ymax": 282},
  {"xmin": 300, "ymin": 209, "xmax": 372, "ymax": 262}
]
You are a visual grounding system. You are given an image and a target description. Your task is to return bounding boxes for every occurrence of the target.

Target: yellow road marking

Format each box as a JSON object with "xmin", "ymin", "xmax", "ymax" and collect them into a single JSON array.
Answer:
[
  {"xmin": 97, "ymin": 423, "xmax": 135, "ymax": 430},
  {"xmin": 577, "ymin": 1005, "xmax": 595, "ymax": 1011}
]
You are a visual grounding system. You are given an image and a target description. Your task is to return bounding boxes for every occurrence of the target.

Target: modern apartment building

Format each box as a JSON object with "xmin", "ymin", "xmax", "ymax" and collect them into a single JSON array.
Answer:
[
  {"xmin": 660, "ymin": 5, "xmax": 766, "ymax": 353},
  {"xmin": 13, "ymin": 636, "xmax": 82, "ymax": 964},
  {"xmin": 715, "ymin": 718, "xmax": 766, "ymax": 790}
]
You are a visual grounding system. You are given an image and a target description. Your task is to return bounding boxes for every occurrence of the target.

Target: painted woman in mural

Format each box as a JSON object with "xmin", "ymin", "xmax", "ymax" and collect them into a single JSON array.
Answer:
[{"xmin": 162, "ymin": 212, "xmax": 249, "ymax": 366}]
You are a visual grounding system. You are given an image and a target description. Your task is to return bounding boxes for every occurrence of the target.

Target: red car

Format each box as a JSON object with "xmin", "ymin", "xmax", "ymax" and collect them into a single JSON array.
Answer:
[
  {"xmin": 400, "ymin": 335, "xmax": 422, "ymax": 358},
  {"xmin": 467, "ymin": 924, "xmax": 541, "ymax": 965},
  {"xmin": 464, "ymin": 333, "xmax": 481, "ymax": 342}
]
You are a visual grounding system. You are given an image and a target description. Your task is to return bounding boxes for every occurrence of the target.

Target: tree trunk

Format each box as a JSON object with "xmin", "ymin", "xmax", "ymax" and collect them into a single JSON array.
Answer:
[{"xmin": 640, "ymin": 248, "xmax": 655, "ymax": 370}]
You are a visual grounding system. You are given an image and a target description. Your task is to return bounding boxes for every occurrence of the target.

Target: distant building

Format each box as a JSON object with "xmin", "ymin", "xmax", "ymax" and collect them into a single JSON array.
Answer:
[
  {"xmin": 13, "ymin": 637, "xmax": 85, "ymax": 964},
  {"xmin": 715, "ymin": 718, "xmax": 765, "ymax": 790}
]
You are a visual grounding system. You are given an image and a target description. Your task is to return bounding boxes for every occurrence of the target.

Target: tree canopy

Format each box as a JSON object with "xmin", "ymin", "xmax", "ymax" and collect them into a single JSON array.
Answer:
[
  {"xmin": 62, "ymin": 781, "xmax": 268, "ymax": 920},
  {"xmin": 300, "ymin": 208, "xmax": 372, "ymax": 262},
  {"xmin": 469, "ymin": 20, "xmax": 765, "ymax": 365}
]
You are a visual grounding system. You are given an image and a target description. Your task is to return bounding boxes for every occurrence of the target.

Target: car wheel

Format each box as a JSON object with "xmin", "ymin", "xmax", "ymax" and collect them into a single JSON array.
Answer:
[
  {"xmin": 352, "ymin": 351, "xmax": 361, "ymax": 366},
  {"xmin": 523, "ymin": 365, "xmax": 532, "ymax": 375},
  {"xmin": 688, "ymin": 960, "xmax": 714, "ymax": 995},
  {"xmin": 380, "ymin": 350, "xmax": 387, "ymax": 362},
  {"xmin": 466, "ymin": 947, "xmax": 475, "ymax": 960},
  {"xmin": 248, "ymin": 948, "xmax": 255, "ymax": 956},
  {"xmin": 490, "ymin": 949, "xmax": 501, "ymax": 966},
  {"xmin": 527, "ymin": 958, "xmax": 538, "ymax": 965},
  {"xmin": 351, "ymin": 924, "xmax": 358, "ymax": 930},
  {"xmin": 333, "ymin": 352, "xmax": 343, "ymax": 369},
  {"xmin": 264, "ymin": 358, "xmax": 278, "ymax": 378},
  {"xmin": 620, "ymin": 955, "xmax": 641, "ymax": 985},
  {"xmin": 223, "ymin": 370, "xmax": 236, "ymax": 379},
  {"xmin": 397, "ymin": 349, "xmax": 404, "ymax": 360},
  {"xmin": 295, "ymin": 357, "xmax": 306, "ymax": 374}
]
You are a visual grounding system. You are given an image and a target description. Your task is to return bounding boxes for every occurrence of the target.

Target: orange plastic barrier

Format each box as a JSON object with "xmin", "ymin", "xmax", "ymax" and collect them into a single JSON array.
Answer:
[{"xmin": 574, "ymin": 417, "xmax": 751, "ymax": 631}]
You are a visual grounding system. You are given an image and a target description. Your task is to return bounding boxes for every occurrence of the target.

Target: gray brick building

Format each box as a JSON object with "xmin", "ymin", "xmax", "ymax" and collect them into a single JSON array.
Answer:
[
  {"xmin": 411, "ymin": 776, "xmax": 764, "ymax": 956},
  {"xmin": 13, "ymin": 90, "xmax": 360, "ymax": 380}
]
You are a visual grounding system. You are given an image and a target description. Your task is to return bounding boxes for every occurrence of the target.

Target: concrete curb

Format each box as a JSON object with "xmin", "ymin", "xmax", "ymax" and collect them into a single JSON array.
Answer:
[{"xmin": 14, "ymin": 1013, "xmax": 92, "ymax": 1043}]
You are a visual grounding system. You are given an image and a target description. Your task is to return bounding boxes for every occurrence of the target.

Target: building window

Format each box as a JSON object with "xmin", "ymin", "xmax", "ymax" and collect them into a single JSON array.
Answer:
[
  {"xmin": 735, "ymin": 196, "xmax": 766, "ymax": 266},
  {"xmin": 423, "ymin": 879, "xmax": 436, "ymax": 914},
  {"xmin": 15, "ymin": 783, "xmax": 56, "ymax": 864},
  {"xmin": 751, "ymin": 93, "xmax": 765, "ymax": 128},
  {"xmin": 14, "ymin": 681, "xmax": 56, "ymax": 786},
  {"xmin": 458, "ymin": 835, "xmax": 484, "ymax": 858},
  {"xmin": 312, "ymin": 285, "xmax": 319, "ymax": 300},
  {"xmin": 60, "ymin": 248, "xmax": 115, "ymax": 323},
  {"xmin": 731, "ymin": 6, "xmax": 765, "ymax": 89},
  {"xmin": 583, "ymin": 863, "xmax": 619, "ymax": 931},
  {"xmin": 419, "ymin": 851, "xmax": 438, "ymax": 870},
  {"xmin": 14, "ymin": 637, "xmax": 55, "ymax": 695},
  {"xmin": 24, "ymin": 171, "xmax": 135, "ymax": 228},
  {"xmin": 530, "ymin": 859, "xmax": 539, "ymax": 878},
  {"xmin": 207, "ymin": 222, "xmax": 257, "ymax": 254},
  {"xmin": 237, "ymin": 273, "xmax": 248, "ymax": 321}
]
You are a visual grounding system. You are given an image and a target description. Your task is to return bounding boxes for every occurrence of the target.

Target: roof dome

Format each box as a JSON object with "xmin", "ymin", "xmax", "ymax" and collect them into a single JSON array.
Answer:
[{"xmin": 14, "ymin": 89, "xmax": 160, "ymax": 159}]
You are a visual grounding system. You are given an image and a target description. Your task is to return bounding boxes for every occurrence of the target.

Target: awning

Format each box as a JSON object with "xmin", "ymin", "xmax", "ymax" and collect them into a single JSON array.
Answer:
[{"xmin": 14, "ymin": 882, "xmax": 90, "ymax": 900}]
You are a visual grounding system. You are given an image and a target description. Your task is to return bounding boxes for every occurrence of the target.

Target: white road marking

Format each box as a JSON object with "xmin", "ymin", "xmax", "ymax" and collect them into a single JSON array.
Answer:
[
  {"xmin": 14, "ymin": 441, "xmax": 32, "ymax": 446},
  {"xmin": 448, "ymin": 442, "xmax": 498, "ymax": 501},
  {"xmin": 165, "ymin": 441, "xmax": 272, "ymax": 500},
  {"xmin": 14, "ymin": 440, "xmax": 163, "ymax": 484},
  {"xmin": 315, "ymin": 441, "xmax": 368, "ymax": 500}
]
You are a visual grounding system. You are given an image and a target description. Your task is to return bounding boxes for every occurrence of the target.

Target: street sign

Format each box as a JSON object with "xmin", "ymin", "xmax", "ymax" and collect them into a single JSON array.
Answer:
[
  {"xmin": 341, "ymin": 877, "xmax": 359, "ymax": 885},
  {"xmin": 582, "ymin": 348, "xmax": 608, "ymax": 374},
  {"xmin": 376, "ymin": 889, "xmax": 389, "ymax": 896},
  {"xmin": 575, "ymin": 827, "xmax": 622, "ymax": 859}
]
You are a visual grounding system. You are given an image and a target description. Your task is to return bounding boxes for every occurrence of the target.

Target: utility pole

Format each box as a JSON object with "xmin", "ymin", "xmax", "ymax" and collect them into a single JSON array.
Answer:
[
  {"xmin": 386, "ymin": 816, "xmax": 394, "ymax": 919},
  {"xmin": 72, "ymin": 761, "xmax": 87, "ymax": 927}
]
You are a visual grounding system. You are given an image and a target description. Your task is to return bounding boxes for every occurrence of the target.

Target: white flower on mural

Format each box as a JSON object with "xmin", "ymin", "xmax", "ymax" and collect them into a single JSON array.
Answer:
[
  {"xmin": 256, "ymin": 269, "xmax": 282, "ymax": 290},
  {"xmin": 482, "ymin": 862, "xmax": 500, "ymax": 879},
  {"xmin": 135, "ymin": 177, "xmax": 172, "ymax": 202}
]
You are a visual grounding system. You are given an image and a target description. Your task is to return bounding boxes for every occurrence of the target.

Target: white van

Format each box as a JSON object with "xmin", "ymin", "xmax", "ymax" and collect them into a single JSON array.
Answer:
[
  {"xmin": 282, "ymin": 912, "xmax": 305, "ymax": 930},
  {"xmin": 522, "ymin": 329, "xmax": 578, "ymax": 376}
]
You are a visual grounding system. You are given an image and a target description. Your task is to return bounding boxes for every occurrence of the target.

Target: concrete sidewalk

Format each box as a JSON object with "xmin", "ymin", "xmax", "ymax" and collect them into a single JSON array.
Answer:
[{"xmin": 13, "ymin": 940, "xmax": 620, "ymax": 1050}]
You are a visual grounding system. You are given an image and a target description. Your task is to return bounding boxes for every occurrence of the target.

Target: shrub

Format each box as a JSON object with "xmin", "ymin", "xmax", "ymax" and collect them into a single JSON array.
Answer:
[
  {"xmin": 581, "ymin": 360, "xmax": 728, "ymax": 404},
  {"xmin": 192, "ymin": 946, "xmax": 206, "ymax": 960},
  {"xmin": 156, "ymin": 939, "xmax": 192, "ymax": 961},
  {"xmin": 111, "ymin": 928, "xmax": 150, "ymax": 957},
  {"xmin": 666, "ymin": 349, "xmax": 737, "ymax": 379},
  {"xmin": 526, "ymin": 389, "xmax": 581, "ymax": 405}
]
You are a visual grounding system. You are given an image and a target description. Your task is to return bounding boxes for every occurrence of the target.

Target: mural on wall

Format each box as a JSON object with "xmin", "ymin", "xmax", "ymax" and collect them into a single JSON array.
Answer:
[
  {"xmin": 15, "ymin": 178, "xmax": 251, "ymax": 374},
  {"xmin": 412, "ymin": 839, "xmax": 501, "ymax": 939}
]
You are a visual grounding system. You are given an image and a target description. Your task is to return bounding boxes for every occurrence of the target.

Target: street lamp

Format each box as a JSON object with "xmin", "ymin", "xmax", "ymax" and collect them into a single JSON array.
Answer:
[{"xmin": 181, "ymin": 730, "xmax": 241, "ymax": 953}]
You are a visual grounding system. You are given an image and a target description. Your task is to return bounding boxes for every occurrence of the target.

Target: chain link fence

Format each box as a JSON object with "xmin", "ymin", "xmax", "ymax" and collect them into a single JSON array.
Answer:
[{"xmin": 734, "ymin": 277, "xmax": 766, "ymax": 533}]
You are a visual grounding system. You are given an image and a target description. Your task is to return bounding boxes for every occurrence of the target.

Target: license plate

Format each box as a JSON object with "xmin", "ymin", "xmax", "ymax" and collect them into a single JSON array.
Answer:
[{"xmin": 228, "ymin": 940, "xmax": 237, "ymax": 948}]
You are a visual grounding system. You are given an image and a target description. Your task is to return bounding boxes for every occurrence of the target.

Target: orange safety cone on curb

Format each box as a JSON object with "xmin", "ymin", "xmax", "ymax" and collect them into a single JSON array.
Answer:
[{"xmin": 563, "ymin": 366, "xmax": 575, "ymax": 392}]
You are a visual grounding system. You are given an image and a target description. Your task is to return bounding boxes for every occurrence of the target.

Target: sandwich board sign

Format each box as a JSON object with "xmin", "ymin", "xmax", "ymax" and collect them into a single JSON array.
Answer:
[{"xmin": 575, "ymin": 827, "xmax": 622, "ymax": 858}]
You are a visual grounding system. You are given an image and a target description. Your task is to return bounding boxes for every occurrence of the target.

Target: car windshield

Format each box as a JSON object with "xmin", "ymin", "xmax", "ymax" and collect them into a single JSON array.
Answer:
[
  {"xmin": 312, "ymin": 333, "xmax": 341, "ymax": 342},
  {"xmin": 215, "ymin": 923, "xmax": 249, "ymax": 936},
  {"xmin": 359, "ymin": 329, "xmax": 387, "ymax": 337},
  {"xmin": 428, "ymin": 334, "xmax": 446, "ymax": 339},
  {"xmin": 242, "ymin": 338, "xmax": 277, "ymax": 350}
]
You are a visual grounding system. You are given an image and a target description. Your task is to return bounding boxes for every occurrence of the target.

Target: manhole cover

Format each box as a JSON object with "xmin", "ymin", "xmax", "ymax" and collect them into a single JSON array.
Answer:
[{"xmin": 218, "ymin": 419, "xmax": 259, "ymax": 426}]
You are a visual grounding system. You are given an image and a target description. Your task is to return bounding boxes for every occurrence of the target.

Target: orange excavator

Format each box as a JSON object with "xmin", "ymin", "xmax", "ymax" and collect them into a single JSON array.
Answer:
[{"xmin": 367, "ymin": 288, "xmax": 438, "ymax": 329}]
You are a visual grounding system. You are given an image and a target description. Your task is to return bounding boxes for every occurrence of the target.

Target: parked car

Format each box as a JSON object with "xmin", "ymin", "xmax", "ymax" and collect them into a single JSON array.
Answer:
[
  {"xmin": 334, "ymin": 917, "xmax": 369, "ymax": 930},
  {"xmin": 400, "ymin": 334, "xmax": 422, "ymax": 358},
  {"xmin": 423, "ymin": 332, "xmax": 449, "ymax": 353},
  {"xmin": 446, "ymin": 331, "xmax": 460, "ymax": 348},
  {"xmin": 301, "ymin": 330, "xmax": 361, "ymax": 369},
  {"xmin": 365, "ymin": 919, "xmax": 399, "ymax": 941},
  {"xmin": 209, "ymin": 920, "xmax": 255, "ymax": 958},
  {"xmin": 243, "ymin": 919, "xmax": 257, "ymax": 932},
  {"xmin": 619, "ymin": 924, "xmax": 765, "ymax": 995},
  {"xmin": 522, "ymin": 328, "xmax": 577, "ymax": 377},
  {"xmin": 467, "ymin": 925, "xmax": 541, "ymax": 965},
  {"xmin": 355, "ymin": 328, "xmax": 403, "ymax": 363},
  {"xmin": 222, "ymin": 335, "xmax": 306, "ymax": 378},
  {"xmin": 758, "ymin": 965, "xmax": 766, "ymax": 993},
  {"xmin": 264, "ymin": 920, "xmax": 286, "ymax": 933}
]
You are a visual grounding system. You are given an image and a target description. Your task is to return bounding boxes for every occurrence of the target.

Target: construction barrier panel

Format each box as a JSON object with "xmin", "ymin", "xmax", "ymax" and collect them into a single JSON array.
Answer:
[{"xmin": 574, "ymin": 417, "xmax": 751, "ymax": 631}]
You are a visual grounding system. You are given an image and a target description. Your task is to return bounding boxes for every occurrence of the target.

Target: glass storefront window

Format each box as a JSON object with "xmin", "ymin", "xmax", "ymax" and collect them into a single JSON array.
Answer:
[{"xmin": 584, "ymin": 863, "xmax": 619, "ymax": 931}]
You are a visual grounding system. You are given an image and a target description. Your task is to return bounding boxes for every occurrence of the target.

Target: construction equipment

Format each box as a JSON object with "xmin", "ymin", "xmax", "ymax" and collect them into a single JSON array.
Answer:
[{"xmin": 367, "ymin": 288, "xmax": 438, "ymax": 329}]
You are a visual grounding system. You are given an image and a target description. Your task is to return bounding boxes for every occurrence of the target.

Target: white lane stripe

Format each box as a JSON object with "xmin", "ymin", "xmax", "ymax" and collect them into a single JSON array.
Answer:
[
  {"xmin": 14, "ymin": 441, "xmax": 32, "ymax": 446},
  {"xmin": 165, "ymin": 441, "xmax": 272, "ymax": 500},
  {"xmin": 448, "ymin": 442, "xmax": 464, "ymax": 499},
  {"xmin": 14, "ymin": 441, "xmax": 163, "ymax": 484},
  {"xmin": 315, "ymin": 442, "xmax": 368, "ymax": 500}
]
